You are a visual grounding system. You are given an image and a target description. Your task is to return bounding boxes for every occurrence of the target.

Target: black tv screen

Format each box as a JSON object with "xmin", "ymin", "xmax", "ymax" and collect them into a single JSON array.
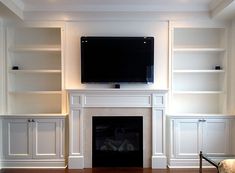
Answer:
[{"xmin": 81, "ymin": 36, "xmax": 154, "ymax": 83}]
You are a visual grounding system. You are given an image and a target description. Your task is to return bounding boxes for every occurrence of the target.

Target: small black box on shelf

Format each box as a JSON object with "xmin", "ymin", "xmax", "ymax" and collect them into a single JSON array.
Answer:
[
  {"xmin": 215, "ymin": 65, "xmax": 221, "ymax": 70},
  {"xmin": 12, "ymin": 66, "xmax": 19, "ymax": 70}
]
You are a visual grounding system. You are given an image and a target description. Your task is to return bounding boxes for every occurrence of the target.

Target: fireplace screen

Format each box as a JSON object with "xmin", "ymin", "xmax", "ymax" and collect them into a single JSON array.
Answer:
[{"xmin": 92, "ymin": 116, "xmax": 143, "ymax": 167}]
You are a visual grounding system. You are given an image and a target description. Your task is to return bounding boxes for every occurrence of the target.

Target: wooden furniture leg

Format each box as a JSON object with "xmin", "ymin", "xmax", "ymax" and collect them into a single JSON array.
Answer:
[{"xmin": 200, "ymin": 151, "xmax": 202, "ymax": 173}]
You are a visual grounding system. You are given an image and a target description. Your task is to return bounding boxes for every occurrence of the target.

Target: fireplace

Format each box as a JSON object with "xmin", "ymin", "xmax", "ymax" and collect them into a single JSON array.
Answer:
[
  {"xmin": 68, "ymin": 89, "xmax": 167, "ymax": 169},
  {"xmin": 92, "ymin": 116, "xmax": 143, "ymax": 167}
]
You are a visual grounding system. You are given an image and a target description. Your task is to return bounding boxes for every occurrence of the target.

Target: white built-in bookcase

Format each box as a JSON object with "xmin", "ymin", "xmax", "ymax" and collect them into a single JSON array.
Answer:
[
  {"xmin": 170, "ymin": 23, "xmax": 227, "ymax": 114},
  {"xmin": 6, "ymin": 25, "xmax": 65, "ymax": 114}
]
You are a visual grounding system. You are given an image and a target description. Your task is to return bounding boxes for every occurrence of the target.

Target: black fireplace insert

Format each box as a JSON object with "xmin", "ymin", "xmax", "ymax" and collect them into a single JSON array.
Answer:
[{"xmin": 92, "ymin": 116, "xmax": 143, "ymax": 167}]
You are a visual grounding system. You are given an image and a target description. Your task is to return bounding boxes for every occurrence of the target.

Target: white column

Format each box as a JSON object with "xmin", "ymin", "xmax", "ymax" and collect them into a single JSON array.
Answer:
[
  {"xmin": 68, "ymin": 93, "xmax": 84, "ymax": 169},
  {"xmin": 152, "ymin": 94, "xmax": 167, "ymax": 168}
]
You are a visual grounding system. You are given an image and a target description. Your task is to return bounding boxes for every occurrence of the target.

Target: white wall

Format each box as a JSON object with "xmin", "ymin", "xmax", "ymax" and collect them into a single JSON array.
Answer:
[{"xmin": 64, "ymin": 21, "xmax": 169, "ymax": 90}]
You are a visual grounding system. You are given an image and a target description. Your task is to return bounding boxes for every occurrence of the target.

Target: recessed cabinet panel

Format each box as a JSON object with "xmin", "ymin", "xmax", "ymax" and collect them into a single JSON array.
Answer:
[
  {"xmin": 3, "ymin": 119, "xmax": 32, "ymax": 159},
  {"xmin": 175, "ymin": 119, "xmax": 200, "ymax": 158},
  {"xmin": 33, "ymin": 119, "xmax": 59, "ymax": 158},
  {"xmin": 202, "ymin": 119, "xmax": 230, "ymax": 155}
]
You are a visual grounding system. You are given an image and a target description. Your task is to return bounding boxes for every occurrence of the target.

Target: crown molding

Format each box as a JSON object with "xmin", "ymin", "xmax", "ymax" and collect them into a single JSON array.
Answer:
[
  {"xmin": 210, "ymin": 0, "xmax": 235, "ymax": 20},
  {"xmin": 23, "ymin": 11, "xmax": 211, "ymax": 21},
  {"xmin": 0, "ymin": 0, "xmax": 23, "ymax": 19}
]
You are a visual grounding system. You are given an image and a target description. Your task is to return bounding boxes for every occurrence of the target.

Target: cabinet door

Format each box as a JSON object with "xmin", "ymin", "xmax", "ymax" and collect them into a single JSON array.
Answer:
[
  {"xmin": 174, "ymin": 119, "xmax": 201, "ymax": 158},
  {"xmin": 202, "ymin": 119, "xmax": 230, "ymax": 155},
  {"xmin": 3, "ymin": 119, "xmax": 32, "ymax": 159},
  {"xmin": 32, "ymin": 118, "xmax": 60, "ymax": 159}
]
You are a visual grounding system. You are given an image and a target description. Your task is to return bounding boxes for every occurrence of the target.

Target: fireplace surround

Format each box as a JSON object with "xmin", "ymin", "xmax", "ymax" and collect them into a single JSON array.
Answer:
[{"xmin": 68, "ymin": 89, "xmax": 167, "ymax": 169}]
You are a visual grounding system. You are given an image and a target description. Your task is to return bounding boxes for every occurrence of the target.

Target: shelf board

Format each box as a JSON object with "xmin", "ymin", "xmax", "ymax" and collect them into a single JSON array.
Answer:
[
  {"xmin": 1, "ymin": 113, "xmax": 68, "ymax": 117},
  {"xmin": 9, "ymin": 91, "xmax": 62, "ymax": 94},
  {"xmin": 9, "ymin": 45, "xmax": 61, "ymax": 52},
  {"xmin": 173, "ymin": 70, "xmax": 225, "ymax": 73},
  {"xmin": 9, "ymin": 70, "xmax": 61, "ymax": 73},
  {"xmin": 173, "ymin": 48, "xmax": 225, "ymax": 52},
  {"xmin": 167, "ymin": 113, "xmax": 235, "ymax": 118},
  {"xmin": 172, "ymin": 91, "xmax": 224, "ymax": 94}
]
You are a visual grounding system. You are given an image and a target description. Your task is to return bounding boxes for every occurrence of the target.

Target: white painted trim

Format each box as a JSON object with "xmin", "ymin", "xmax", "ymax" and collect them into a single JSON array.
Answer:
[
  {"xmin": 22, "ymin": 3, "xmax": 210, "ymax": 12},
  {"xmin": 68, "ymin": 156, "xmax": 84, "ymax": 169},
  {"xmin": 152, "ymin": 108, "xmax": 167, "ymax": 168},
  {"xmin": 168, "ymin": 158, "xmax": 217, "ymax": 168},
  {"xmin": 23, "ymin": 11, "xmax": 211, "ymax": 21},
  {"xmin": 83, "ymin": 95, "xmax": 152, "ymax": 108},
  {"xmin": 211, "ymin": 0, "xmax": 235, "ymax": 19},
  {"xmin": 69, "ymin": 108, "xmax": 83, "ymax": 156},
  {"xmin": 0, "ymin": 0, "xmax": 24, "ymax": 19},
  {"xmin": 1, "ymin": 159, "xmax": 66, "ymax": 168},
  {"xmin": 152, "ymin": 156, "xmax": 167, "ymax": 169},
  {"xmin": 68, "ymin": 89, "xmax": 167, "ymax": 169},
  {"xmin": 0, "ymin": 20, "xmax": 6, "ymax": 115},
  {"xmin": 153, "ymin": 94, "xmax": 166, "ymax": 108},
  {"xmin": 0, "ymin": 118, "xmax": 2, "ymax": 169}
]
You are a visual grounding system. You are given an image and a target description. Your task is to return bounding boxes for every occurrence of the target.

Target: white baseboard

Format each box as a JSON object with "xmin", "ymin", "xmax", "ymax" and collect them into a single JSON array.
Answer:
[
  {"xmin": 68, "ymin": 156, "xmax": 84, "ymax": 169},
  {"xmin": 1, "ymin": 159, "xmax": 66, "ymax": 168},
  {"xmin": 152, "ymin": 155, "xmax": 167, "ymax": 169},
  {"xmin": 168, "ymin": 158, "xmax": 216, "ymax": 168}
]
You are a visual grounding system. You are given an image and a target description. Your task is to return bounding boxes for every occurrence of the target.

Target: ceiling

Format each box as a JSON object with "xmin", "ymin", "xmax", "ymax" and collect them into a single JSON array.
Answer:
[{"xmin": 0, "ymin": 0, "xmax": 235, "ymax": 21}]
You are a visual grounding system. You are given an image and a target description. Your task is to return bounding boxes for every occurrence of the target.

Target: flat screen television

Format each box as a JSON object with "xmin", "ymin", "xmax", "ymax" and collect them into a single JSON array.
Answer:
[{"xmin": 81, "ymin": 36, "xmax": 154, "ymax": 83}]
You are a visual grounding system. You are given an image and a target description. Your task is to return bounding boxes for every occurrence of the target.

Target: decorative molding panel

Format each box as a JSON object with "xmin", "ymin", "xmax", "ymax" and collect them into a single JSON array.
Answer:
[{"xmin": 84, "ymin": 95, "xmax": 152, "ymax": 107}]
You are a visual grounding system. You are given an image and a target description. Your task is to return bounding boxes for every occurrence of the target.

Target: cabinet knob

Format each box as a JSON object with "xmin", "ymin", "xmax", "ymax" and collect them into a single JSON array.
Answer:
[
  {"xmin": 198, "ymin": 119, "xmax": 206, "ymax": 122},
  {"xmin": 32, "ymin": 119, "xmax": 35, "ymax": 122},
  {"xmin": 28, "ymin": 119, "xmax": 31, "ymax": 122}
]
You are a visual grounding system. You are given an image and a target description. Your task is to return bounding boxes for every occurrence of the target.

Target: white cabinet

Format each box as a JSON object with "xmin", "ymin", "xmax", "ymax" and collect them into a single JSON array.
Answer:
[
  {"xmin": 174, "ymin": 119, "xmax": 201, "ymax": 159},
  {"xmin": 2, "ymin": 116, "xmax": 66, "ymax": 167},
  {"xmin": 33, "ymin": 119, "xmax": 61, "ymax": 159},
  {"xmin": 168, "ymin": 116, "xmax": 231, "ymax": 167},
  {"xmin": 6, "ymin": 26, "xmax": 65, "ymax": 114},
  {"xmin": 202, "ymin": 119, "xmax": 230, "ymax": 155},
  {"xmin": 3, "ymin": 118, "xmax": 32, "ymax": 159},
  {"xmin": 170, "ymin": 24, "xmax": 227, "ymax": 114}
]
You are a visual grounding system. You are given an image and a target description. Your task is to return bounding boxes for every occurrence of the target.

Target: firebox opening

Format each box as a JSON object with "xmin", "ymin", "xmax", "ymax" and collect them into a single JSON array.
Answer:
[{"xmin": 92, "ymin": 116, "xmax": 143, "ymax": 167}]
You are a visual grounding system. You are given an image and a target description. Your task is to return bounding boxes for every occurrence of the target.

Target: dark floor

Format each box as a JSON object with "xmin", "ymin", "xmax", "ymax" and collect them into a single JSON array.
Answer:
[{"xmin": 0, "ymin": 168, "xmax": 217, "ymax": 173}]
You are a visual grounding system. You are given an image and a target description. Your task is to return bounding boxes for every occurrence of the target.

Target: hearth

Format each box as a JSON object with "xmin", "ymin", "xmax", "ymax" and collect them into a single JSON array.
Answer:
[{"xmin": 92, "ymin": 116, "xmax": 143, "ymax": 167}]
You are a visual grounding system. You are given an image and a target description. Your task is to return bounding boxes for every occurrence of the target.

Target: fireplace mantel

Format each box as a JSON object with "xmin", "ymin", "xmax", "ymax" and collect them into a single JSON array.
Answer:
[{"xmin": 67, "ymin": 89, "xmax": 167, "ymax": 169}]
